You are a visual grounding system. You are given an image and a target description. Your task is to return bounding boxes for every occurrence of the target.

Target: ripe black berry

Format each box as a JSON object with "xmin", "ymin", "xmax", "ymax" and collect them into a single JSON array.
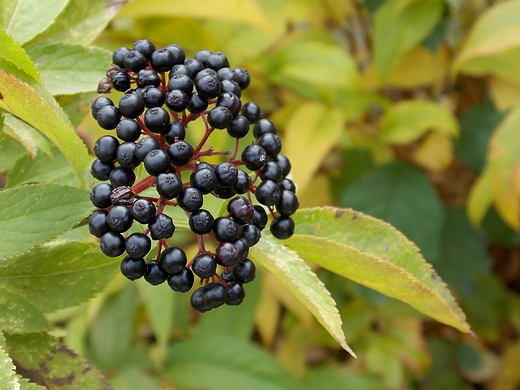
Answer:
[
  {"xmin": 165, "ymin": 89, "xmax": 189, "ymax": 112},
  {"xmin": 227, "ymin": 196, "xmax": 254, "ymax": 224},
  {"xmin": 195, "ymin": 75, "xmax": 221, "ymax": 99},
  {"xmin": 132, "ymin": 39, "xmax": 156, "ymax": 59},
  {"xmin": 227, "ymin": 115, "xmax": 249, "ymax": 138},
  {"xmin": 187, "ymin": 92, "xmax": 208, "ymax": 113},
  {"xmin": 160, "ymin": 247, "xmax": 187, "ymax": 274},
  {"xmin": 144, "ymin": 260, "xmax": 169, "ymax": 286},
  {"xmin": 216, "ymin": 92, "xmax": 241, "ymax": 116},
  {"xmin": 270, "ymin": 216, "xmax": 295, "ymax": 240},
  {"xmin": 201, "ymin": 283, "xmax": 227, "ymax": 309},
  {"xmin": 207, "ymin": 52, "xmax": 229, "ymax": 70},
  {"xmin": 167, "ymin": 140, "xmax": 194, "ymax": 166},
  {"xmin": 276, "ymin": 190, "xmax": 300, "ymax": 216},
  {"xmin": 134, "ymin": 137, "xmax": 160, "ymax": 161},
  {"xmin": 257, "ymin": 133, "xmax": 282, "ymax": 157},
  {"xmin": 208, "ymin": 106, "xmax": 233, "ymax": 129},
  {"xmin": 226, "ymin": 282, "xmax": 245, "ymax": 306},
  {"xmin": 90, "ymin": 183, "xmax": 114, "ymax": 208},
  {"xmin": 123, "ymin": 50, "xmax": 148, "ymax": 72},
  {"xmin": 195, "ymin": 49, "xmax": 212, "ymax": 65},
  {"xmin": 144, "ymin": 149, "xmax": 171, "ymax": 176},
  {"xmin": 142, "ymin": 87, "xmax": 166, "ymax": 108},
  {"xmin": 131, "ymin": 199, "xmax": 156, "ymax": 224},
  {"xmin": 107, "ymin": 205, "xmax": 133, "ymax": 233},
  {"xmin": 233, "ymin": 68, "xmax": 250, "ymax": 89},
  {"xmin": 255, "ymin": 179, "xmax": 281, "ymax": 206},
  {"xmin": 91, "ymin": 96, "xmax": 114, "ymax": 118},
  {"xmin": 110, "ymin": 71, "xmax": 131, "ymax": 92},
  {"xmin": 112, "ymin": 47, "xmax": 130, "ymax": 67},
  {"xmin": 120, "ymin": 256, "xmax": 147, "ymax": 280},
  {"xmin": 167, "ymin": 74, "xmax": 193, "ymax": 94},
  {"xmin": 232, "ymin": 259, "xmax": 256, "ymax": 284},
  {"xmin": 116, "ymin": 118, "xmax": 142, "ymax": 142},
  {"xmin": 96, "ymin": 105, "xmax": 120, "ymax": 130},
  {"xmin": 100, "ymin": 231, "xmax": 126, "ymax": 257},
  {"xmin": 109, "ymin": 167, "xmax": 136, "ymax": 187},
  {"xmin": 151, "ymin": 48, "xmax": 175, "ymax": 72},
  {"xmin": 240, "ymin": 223, "xmax": 261, "ymax": 246},
  {"xmin": 278, "ymin": 177, "xmax": 296, "ymax": 192},
  {"xmin": 168, "ymin": 268, "xmax": 194, "ymax": 293},
  {"xmin": 215, "ymin": 242, "xmax": 239, "ymax": 266},
  {"xmin": 177, "ymin": 187, "xmax": 203, "ymax": 212},
  {"xmin": 148, "ymin": 213, "xmax": 175, "ymax": 240},
  {"xmin": 137, "ymin": 69, "xmax": 161, "ymax": 88},
  {"xmin": 190, "ymin": 287, "xmax": 212, "ymax": 313},
  {"xmin": 241, "ymin": 144, "xmax": 267, "ymax": 171},
  {"xmin": 191, "ymin": 253, "xmax": 217, "ymax": 279},
  {"xmin": 164, "ymin": 121, "xmax": 186, "ymax": 143},
  {"xmin": 156, "ymin": 172, "xmax": 182, "ymax": 199},
  {"xmin": 215, "ymin": 162, "xmax": 238, "ymax": 187},
  {"xmin": 144, "ymin": 107, "xmax": 170, "ymax": 133},
  {"xmin": 190, "ymin": 168, "xmax": 217, "ymax": 194},
  {"xmin": 252, "ymin": 205, "xmax": 268, "ymax": 230},
  {"xmin": 275, "ymin": 154, "xmax": 292, "ymax": 176},
  {"xmin": 88, "ymin": 210, "xmax": 110, "ymax": 238},
  {"xmin": 125, "ymin": 232, "xmax": 152, "ymax": 258},
  {"xmin": 241, "ymin": 102, "xmax": 262, "ymax": 123},
  {"xmin": 91, "ymin": 159, "xmax": 114, "ymax": 181},
  {"xmin": 259, "ymin": 161, "xmax": 283, "ymax": 183},
  {"xmin": 232, "ymin": 170, "xmax": 252, "ymax": 194},
  {"xmin": 165, "ymin": 44, "xmax": 185, "ymax": 64},
  {"xmin": 189, "ymin": 209, "xmax": 214, "ymax": 234},
  {"xmin": 213, "ymin": 217, "xmax": 238, "ymax": 242},
  {"xmin": 184, "ymin": 58, "xmax": 204, "ymax": 76},
  {"xmin": 116, "ymin": 142, "xmax": 141, "ymax": 168},
  {"xmin": 252, "ymin": 118, "xmax": 276, "ymax": 138}
]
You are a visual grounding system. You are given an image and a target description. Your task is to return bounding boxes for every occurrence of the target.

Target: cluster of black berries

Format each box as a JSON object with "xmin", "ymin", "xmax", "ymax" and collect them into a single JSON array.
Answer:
[{"xmin": 88, "ymin": 39, "xmax": 299, "ymax": 312}]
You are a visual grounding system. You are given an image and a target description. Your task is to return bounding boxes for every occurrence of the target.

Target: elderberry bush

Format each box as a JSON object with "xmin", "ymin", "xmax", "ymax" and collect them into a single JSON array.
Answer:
[{"xmin": 88, "ymin": 39, "xmax": 299, "ymax": 312}]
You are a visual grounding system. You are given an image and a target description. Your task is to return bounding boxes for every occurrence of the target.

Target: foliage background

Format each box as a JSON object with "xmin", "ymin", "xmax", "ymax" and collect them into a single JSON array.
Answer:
[{"xmin": 2, "ymin": 0, "xmax": 520, "ymax": 389}]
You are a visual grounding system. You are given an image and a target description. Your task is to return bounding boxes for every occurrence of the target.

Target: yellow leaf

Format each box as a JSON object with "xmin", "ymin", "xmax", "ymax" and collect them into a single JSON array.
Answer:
[
  {"xmin": 467, "ymin": 168, "xmax": 493, "ymax": 227},
  {"xmin": 118, "ymin": 0, "xmax": 276, "ymax": 38},
  {"xmin": 456, "ymin": 48, "xmax": 520, "ymax": 84},
  {"xmin": 494, "ymin": 339, "xmax": 520, "ymax": 390},
  {"xmin": 490, "ymin": 76, "xmax": 520, "ymax": 111},
  {"xmin": 283, "ymin": 101, "xmax": 345, "ymax": 193},
  {"xmin": 380, "ymin": 100, "xmax": 459, "ymax": 144},
  {"xmin": 255, "ymin": 278, "xmax": 281, "ymax": 347},
  {"xmin": 414, "ymin": 132, "xmax": 454, "ymax": 172},
  {"xmin": 297, "ymin": 173, "xmax": 333, "ymax": 208},
  {"xmin": 455, "ymin": 0, "xmax": 520, "ymax": 66},
  {"xmin": 487, "ymin": 106, "xmax": 520, "ymax": 229}
]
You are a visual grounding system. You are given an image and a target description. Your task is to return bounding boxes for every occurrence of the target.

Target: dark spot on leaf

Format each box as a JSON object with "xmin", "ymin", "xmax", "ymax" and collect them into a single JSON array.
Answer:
[
  {"xmin": 51, "ymin": 372, "xmax": 76, "ymax": 385},
  {"xmin": 351, "ymin": 212, "xmax": 358, "ymax": 221},
  {"xmin": 335, "ymin": 209, "xmax": 344, "ymax": 218},
  {"xmin": 0, "ymin": 92, "xmax": 4, "ymax": 99},
  {"xmin": 431, "ymin": 271, "xmax": 442, "ymax": 282},
  {"xmin": 53, "ymin": 345, "xmax": 77, "ymax": 358},
  {"xmin": 307, "ymin": 230, "xmax": 315, "ymax": 236},
  {"xmin": 38, "ymin": 361, "xmax": 51, "ymax": 375},
  {"xmin": 82, "ymin": 364, "xmax": 94, "ymax": 375}
]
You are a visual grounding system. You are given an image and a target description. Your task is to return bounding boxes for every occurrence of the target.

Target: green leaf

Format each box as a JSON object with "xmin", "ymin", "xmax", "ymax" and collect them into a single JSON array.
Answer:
[
  {"xmin": 194, "ymin": 272, "xmax": 261, "ymax": 341},
  {"xmin": 0, "ymin": 241, "xmax": 119, "ymax": 313},
  {"xmin": 380, "ymin": 100, "xmax": 459, "ymax": 144},
  {"xmin": 250, "ymin": 236, "xmax": 354, "ymax": 356},
  {"xmin": 135, "ymin": 280, "xmax": 175, "ymax": 349},
  {"xmin": 5, "ymin": 0, "xmax": 69, "ymax": 45},
  {"xmin": 0, "ymin": 29, "xmax": 40, "ymax": 81},
  {"xmin": 340, "ymin": 162, "xmax": 445, "ymax": 262},
  {"xmin": 118, "ymin": 0, "xmax": 276, "ymax": 38},
  {"xmin": 303, "ymin": 367, "xmax": 384, "ymax": 390},
  {"xmin": 0, "ymin": 183, "xmax": 93, "ymax": 259},
  {"xmin": 373, "ymin": 0, "xmax": 444, "ymax": 80},
  {"xmin": 283, "ymin": 207, "xmax": 472, "ymax": 334},
  {"xmin": 88, "ymin": 283, "xmax": 138, "ymax": 371},
  {"xmin": 0, "ymin": 70, "xmax": 89, "ymax": 182},
  {"xmin": 0, "ymin": 287, "xmax": 50, "ymax": 333},
  {"xmin": 18, "ymin": 377, "xmax": 46, "ymax": 390},
  {"xmin": 56, "ymin": 92, "xmax": 98, "ymax": 128},
  {"xmin": 0, "ymin": 137, "xmax": 26, "ymax": 172},
  {"xmin": 0, "ymin": 332, "xmax": 22, "ymax": 390},
  {"xmin": 164, "ymin": 334, "xmax": 302, "ymax": 390},
  {"xmin": 4, "ymin": 332, "xmax": 112, "ymax": 389},
  {"xmin": 455, "ymin": 100, "xmax": 503, "ymax": 174},
  {"xmin": 24, "ymin": 0, "xmax": 123, "ymax": 48},
  {"xmin": 6, "ymin": 148, "xmax": 79, "ymax": 188},
  {"xmin": 2, "ymin": 112, "xmax": 53, "ymax": 159},
  {"xmin": 27, "ymin": 44, "xmax": 111, "ymax": 95},
  {"xmin": 455, "ymin": 0, "xmax": 520, "ymax": 68}
]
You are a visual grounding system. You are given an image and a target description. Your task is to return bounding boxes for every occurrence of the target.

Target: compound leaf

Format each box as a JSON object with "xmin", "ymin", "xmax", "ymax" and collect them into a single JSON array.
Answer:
[
  {"xmin": 0, "ymin": 70, "xmax": 89, "ymax": 181},
  {"xmin": 0, "ymin": 287, "xmax": 50, "ymax": 333},
  {"xmin": 27, "ymin": 43, "xmax": 111, "ymax": 95},
  {"xmin": 283, "ymin": 207, "xmax": 472, "ymax": 335},
  {"xmin": 0, "ymin": 183, "xmax": 93, "ymax": 259},
  {"xmin": 0, "ymin": 241, "xmax": 119, "ymax": 313},
  {"xmin": 250, "ymin": 236, "xmax": 354, "ymax": 356},
  {"xmin": 5, "ymin": 0, "xmax": 69, "ymax": 45},
  {"xmin": 0, "ymin": 29, "xmax": 40, "ymax": 81},
  {"xmin": 4, "ymin": 332, "xmax": 111, "ymax": 389}
]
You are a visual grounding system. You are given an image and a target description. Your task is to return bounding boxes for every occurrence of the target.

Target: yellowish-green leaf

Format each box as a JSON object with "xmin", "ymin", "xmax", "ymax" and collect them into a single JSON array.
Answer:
[
  {"xmin": 456, "ymin": 48, "xmax": 520, "ymax": 85},
  {"xmin": 283, "ymin": 207, "xmax": 472, "ymax": 335},
  {"xmin": 0, "ymin": 288, "xmax": 50, "ymax": 333},
  {"xmin": 380, "ymin": 100, "xmax": 459, "ymax": 144},
  {"xmin": 487, "ymin": 106, "xmax": 520, "ymax": 230},
  {"xmin": 119, "ymin": 0, "xmax": 276, "ymax": 38},
  {"xmin": 283, "ymin": 101, "xmax": 344, "ymax": 193},
  {"xmin": 250, "ymin": 236, "xmax": 354, "ymax": 356},
  {"xmin": 0, "ymin": 29, "xmax": 40, "ymax": 81},
  {"xmin": 490, "ymin": 76, "xmax": 520, "ymax": 111},
  {"xmin": 455, "ymin": 0, "xmax": 520, "ymax": 67},
  {"xmin": 2, "ymin": 113, "xmax": 52, "ymax": 159},
  {"xmin": 0, "ymin": 70, "xmax": 89, "ymax": 182},
  {"xmin": 373, "ymin": 0, "xmax": 444, "ymax": 80},
  {"xmin": 0, "ymin": 333, "xmax": 21, "ymax": 390},
  {"xmin": 413, "ymin": 131, "xmax": 454, "ymax": 172},
  {"xmin": 467, "ymin": 168, "xmax": 493, "ymax": 227}
]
